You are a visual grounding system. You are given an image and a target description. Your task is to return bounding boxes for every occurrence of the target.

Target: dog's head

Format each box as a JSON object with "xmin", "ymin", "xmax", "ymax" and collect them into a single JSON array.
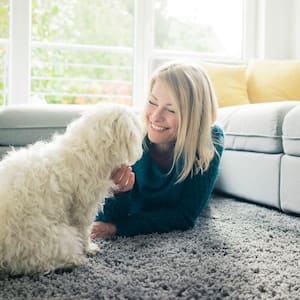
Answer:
[{"xmin": 67, "ymin": 103, "xmax": 144, "ymax": 168}]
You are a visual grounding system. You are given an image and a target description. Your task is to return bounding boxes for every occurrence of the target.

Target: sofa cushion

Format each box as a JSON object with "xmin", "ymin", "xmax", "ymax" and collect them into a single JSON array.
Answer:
[
  {"xmin": 0, "ymin": 104, "xmax": 87, "ymax": 146},
  {"xmin": 215, "ymin": 150, "xmax": 282, "ymax": 209},
  {"xmin": 280, "ymin": 155, "xmax": 300, "ymax": 214},
  {"xmin": 247, "ymin": 60, "xmax": 300, "ymax": 103},
  {"xmin": 200, "ymin": 62, "xmax": 249, "ymax": 107},
  {"xmin": 217, "ymin": 102, "xmax": 298, "ymax": 153},
  {"xmin": 282, "ymin": 104, "xmax": 300, "ymax": 156}
]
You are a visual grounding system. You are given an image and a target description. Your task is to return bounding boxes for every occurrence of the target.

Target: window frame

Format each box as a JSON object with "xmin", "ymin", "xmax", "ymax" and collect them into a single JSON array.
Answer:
[
  {"xmin": 8, "ymin": 0, "xmax": 31, "ymax": 105},
  {"xmin": 7, "ymin": 0, "xmax": 256, "ymax": 106}
]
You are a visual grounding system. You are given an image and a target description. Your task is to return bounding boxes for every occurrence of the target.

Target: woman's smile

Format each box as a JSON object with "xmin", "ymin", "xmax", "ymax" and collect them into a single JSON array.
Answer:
[
  {"xmin": 145, "ymin": 79, "xmax": 179, "ymax": 149},
  {"xmin": 151, "ymin": 122, "xmax": 167, "ymax": 131}
]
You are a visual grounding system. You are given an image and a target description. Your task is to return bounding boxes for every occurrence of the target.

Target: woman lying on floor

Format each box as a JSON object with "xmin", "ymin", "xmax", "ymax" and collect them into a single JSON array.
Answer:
[{"xmin": 90, "ymin": 61, "xmax": 224, "ymax": 238}]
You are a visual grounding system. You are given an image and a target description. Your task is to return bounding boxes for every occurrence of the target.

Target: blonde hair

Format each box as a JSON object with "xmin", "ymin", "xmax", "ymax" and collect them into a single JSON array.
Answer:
[{"xmin": 148, "ymin": 61, "xmax": 219, "ymax": 183}]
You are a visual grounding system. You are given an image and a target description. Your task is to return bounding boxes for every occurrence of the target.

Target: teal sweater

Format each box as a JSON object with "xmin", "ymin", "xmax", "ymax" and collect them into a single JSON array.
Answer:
[{"xmin": 95, "ymin": 125, "xmax": 224, "ymax": 236}]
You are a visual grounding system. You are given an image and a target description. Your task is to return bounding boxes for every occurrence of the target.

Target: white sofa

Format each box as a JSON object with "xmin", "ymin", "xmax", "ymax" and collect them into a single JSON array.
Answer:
[
  {"xmin": 0, "ymin": 105, "xmax": 86, "ymax": 158},
  {"xmin": 0, "ymin": 102, "xmax": 299, "ymax": 215},
  {"xmin": 200, "ymin": 60, "xmax": 300, "ymax": 215},
  {"xmin": 215, "ymin": 101, "xmax": 300, "ymax": 215}
]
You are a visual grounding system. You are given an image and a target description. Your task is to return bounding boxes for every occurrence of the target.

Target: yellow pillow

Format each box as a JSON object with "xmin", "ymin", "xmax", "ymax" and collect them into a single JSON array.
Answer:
[
  {"xmin": 200, "ymin": 62, "xmax": 249, "ymax": 107},
  {"xmin": 247, "ymin": 60, "xmax": 300, "ymax": 103}
]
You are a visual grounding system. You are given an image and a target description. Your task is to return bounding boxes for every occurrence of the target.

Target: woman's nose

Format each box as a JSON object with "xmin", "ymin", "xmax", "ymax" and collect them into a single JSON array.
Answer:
[{"xmin": 151, "ymin": 107, "xmax": 164, "ymax": 122}]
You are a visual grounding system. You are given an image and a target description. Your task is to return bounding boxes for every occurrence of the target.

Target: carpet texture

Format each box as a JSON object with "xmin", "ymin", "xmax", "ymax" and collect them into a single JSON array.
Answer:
[{"xmin": 0, "ymin": 195, "xmax": 299, "ymax": 300}]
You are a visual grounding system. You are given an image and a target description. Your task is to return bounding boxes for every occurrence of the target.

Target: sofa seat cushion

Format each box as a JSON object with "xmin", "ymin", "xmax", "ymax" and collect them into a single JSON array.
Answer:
[
  {"xmin": 282, "ymin": 105, "xmax": 300, "ymax": 156},
  {"xmin": 217, "ymin": 102, "xmax": 298, "ymax": 153},
  {"xmin": 215, "ymin": 150, "xmax": 282, "ymax": 208},
  {"xmin": 0, "ymin": 104, "xmax": 87, "ymax": 146},
  {"xmin": 280, "ymin": 155, "xmax": 300, "ymax": 214}
]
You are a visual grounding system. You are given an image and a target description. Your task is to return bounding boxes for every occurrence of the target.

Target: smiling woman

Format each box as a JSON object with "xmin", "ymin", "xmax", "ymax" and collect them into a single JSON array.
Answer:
[
  {"xmin": 146, "ymin": 80, "xmax": 179, "ymax": 150},
  {"xmin": 91, "ymin": 61, "xmax": 224, "ymax": 238}
]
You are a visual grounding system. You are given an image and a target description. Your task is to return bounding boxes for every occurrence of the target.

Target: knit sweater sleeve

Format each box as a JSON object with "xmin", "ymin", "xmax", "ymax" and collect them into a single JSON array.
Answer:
[
  {"xmin": 115, "ymin": 134, "xmax": 224, "ymax": 237},
  {"xmin": 94, "ymin": 192, "xmax": 132, "ymax": 222}
]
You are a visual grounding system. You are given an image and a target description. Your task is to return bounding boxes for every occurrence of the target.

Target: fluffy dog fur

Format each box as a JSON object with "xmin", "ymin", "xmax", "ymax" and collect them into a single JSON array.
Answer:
[{"xmin": 0, "ymin": 103, "xmax": 143, "ymax": 275}]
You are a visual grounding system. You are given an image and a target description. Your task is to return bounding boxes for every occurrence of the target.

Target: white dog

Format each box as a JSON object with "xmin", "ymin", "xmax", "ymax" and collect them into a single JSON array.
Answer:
[{"xmin": 0, "ymin": 103, "xmax": 143, "ymax": 275}]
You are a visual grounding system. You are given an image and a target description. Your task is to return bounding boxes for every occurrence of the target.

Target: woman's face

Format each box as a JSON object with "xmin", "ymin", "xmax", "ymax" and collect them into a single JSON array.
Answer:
[{"xmin": 145, "ymin": 79, "xmax": 179, "ymax": 150}]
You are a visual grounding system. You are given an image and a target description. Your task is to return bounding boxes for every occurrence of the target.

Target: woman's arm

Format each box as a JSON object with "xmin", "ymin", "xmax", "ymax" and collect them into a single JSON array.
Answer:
[
  {"xmin": 94, "ymin": 165, "xmax": 135, "ymax": 222},
  {"xmin": 94, "ymin": 127, "xmax": 224, "ymax": 237},
  {"xmin": 94, "ymin": 192, "xmax": 132, "ymax": 222},
  {"xmin": 114, "ymin": 142, "xmax": 224, "ymax": 237}
]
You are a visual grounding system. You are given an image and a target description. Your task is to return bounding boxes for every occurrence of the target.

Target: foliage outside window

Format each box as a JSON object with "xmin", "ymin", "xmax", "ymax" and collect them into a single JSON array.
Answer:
[
  {"xmin": 31, "ymin": 0, "xmax": 134, "ymax": 105},
  {"xmin": 2, "ymin": 0, "xmax": 245, "ymax": 106},
  {"xmin": 0, "ymin": 0, "xmax": 9, "ymax": 106},
  {"xmin": 154, "ymin": 0, "xmax": 243, "ymax": 58}
]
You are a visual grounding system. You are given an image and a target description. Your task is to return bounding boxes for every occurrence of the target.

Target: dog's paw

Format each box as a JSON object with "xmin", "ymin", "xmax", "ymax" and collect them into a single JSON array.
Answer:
[{"xmin": 85, "ymin": 242, "xmax": 100, "ymax": 256}]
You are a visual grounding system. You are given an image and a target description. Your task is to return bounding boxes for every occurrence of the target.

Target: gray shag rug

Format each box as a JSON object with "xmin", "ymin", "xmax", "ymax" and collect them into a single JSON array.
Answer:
[{"xmin": 1, "ymin": 195, "xmax": 299, "ymax": 300}]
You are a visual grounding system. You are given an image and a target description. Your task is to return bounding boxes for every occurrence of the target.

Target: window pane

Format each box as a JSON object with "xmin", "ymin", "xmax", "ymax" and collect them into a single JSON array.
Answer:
[
  {"xmin": 0, "ymin": 0, "xmax": 9, "ymax": 38},
  {"xmin": 154, "ymin": 0, "xmax": 244, "ymax": 59},
  {"xmin": 31, "ymin": 0, "xmax": 134, "ymax": 105},
  {"xmin": 0, "ymin": 0, "xmax": 9, "ymax": 106}
]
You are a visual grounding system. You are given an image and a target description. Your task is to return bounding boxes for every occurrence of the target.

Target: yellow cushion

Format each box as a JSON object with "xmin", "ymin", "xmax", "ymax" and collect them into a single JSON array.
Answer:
[
  {"xmin": 247, "ymin": 60, "xmax": 300, "ymax": 103},
  {"xmin": 200, "ymin": 62, "xmax": 249, "ymax": 107}
]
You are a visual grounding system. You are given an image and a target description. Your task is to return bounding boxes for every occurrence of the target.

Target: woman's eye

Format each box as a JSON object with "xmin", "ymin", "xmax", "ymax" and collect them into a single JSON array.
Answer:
[
  {"xmin": 167, "ymin": 108, "xmax": 176, "ymax": 113},
  {"xmin": 148, "ymin": 100, "xmax": 157, "ymax": 106}
]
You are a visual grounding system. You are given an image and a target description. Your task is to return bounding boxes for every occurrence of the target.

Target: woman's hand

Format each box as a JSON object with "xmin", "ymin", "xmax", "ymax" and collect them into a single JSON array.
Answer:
[
  {"xmin": 90, "ymin": 221, "xmax": 117, "ymax": 239},
  {"xmin": 110, "ymin": 164, "xmax": 135, "ymax": 194}
]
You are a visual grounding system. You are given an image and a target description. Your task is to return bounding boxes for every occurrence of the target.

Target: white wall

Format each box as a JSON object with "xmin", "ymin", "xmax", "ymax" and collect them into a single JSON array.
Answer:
[
  {"xmin": 263, "ymin": 0, "xmax": 291, "ymax": 59},
  {"xmin": 291, "ymin": 0, "xmax": 300, "ymax": 58},
  {"xmin": 256, "ymin": 0, "xmax": 300, "ymax": 59}
]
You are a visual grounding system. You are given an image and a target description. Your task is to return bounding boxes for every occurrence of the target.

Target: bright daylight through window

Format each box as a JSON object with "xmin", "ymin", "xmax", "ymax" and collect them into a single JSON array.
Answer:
[
  {"xmin": 31, "ymin": 0, "xmax": 134, "ymax": 105},
  {"xmin": 154, "ymin": 0, "xmax": 243, "ymax": 58},
  {"xmin": 1, "ymin": 0, "xmax": 244, "ymax": 106},
  {"xmin": 0, "ymin": 0, "xmax": 9, "ymax": 106}
]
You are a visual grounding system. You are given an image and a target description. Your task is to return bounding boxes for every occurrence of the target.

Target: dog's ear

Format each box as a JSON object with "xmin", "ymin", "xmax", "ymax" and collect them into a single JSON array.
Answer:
[
  {"xmin": 112, "ymin": 111, "xmax": 143, "ymax": 165},
  {"xmin": 67, "ymin": 104, "xmax": 143, "ymax": 166}
]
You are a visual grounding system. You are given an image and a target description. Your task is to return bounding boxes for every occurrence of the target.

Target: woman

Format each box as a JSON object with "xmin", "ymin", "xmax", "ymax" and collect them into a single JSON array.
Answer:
[{"xmin": 90, "ymin": 61, "xmax": 224, "ymax": 238}]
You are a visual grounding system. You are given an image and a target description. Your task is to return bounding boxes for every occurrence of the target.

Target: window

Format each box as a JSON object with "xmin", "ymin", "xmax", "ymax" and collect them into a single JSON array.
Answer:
[
  {"xmin": 151, "ymin": 0, "xmax": 244, "ymax": 67},
  {"xmin": 31, "ymin": 0, "xmax": 134, "ymax": 105},
  {"xmin": 5, "ymin": 0, "xmax": 248, "ymax": 107},
  {"xmin": 154, "ymin": 0, "xmax": 244, "ymax": 58},
  {"xmin": 0, "ymin": 0, "xmax": 9, "ymax": 106}
]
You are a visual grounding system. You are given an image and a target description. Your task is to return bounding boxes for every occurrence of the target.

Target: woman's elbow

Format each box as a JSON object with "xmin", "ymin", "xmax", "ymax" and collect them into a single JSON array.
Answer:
[{"xmin": 179, "ymin": 216, "xmax": 196, "ymax": 231}]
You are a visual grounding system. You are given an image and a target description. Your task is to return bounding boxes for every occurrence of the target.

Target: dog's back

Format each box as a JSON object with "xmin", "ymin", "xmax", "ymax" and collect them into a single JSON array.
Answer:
[{"xmin": 0, "ymin": 103, "xmax": 144, "ymax": 274}]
